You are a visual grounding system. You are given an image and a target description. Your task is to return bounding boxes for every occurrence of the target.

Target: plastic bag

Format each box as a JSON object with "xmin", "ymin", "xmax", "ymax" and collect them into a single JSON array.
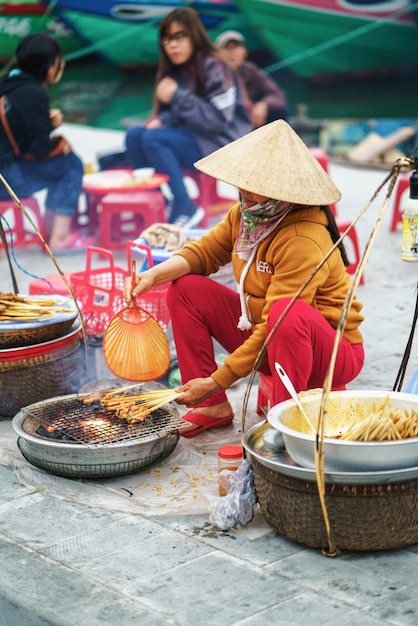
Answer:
[{"xmin": 209, "ymin": 458, "xmax": 257, "ymax": 530}]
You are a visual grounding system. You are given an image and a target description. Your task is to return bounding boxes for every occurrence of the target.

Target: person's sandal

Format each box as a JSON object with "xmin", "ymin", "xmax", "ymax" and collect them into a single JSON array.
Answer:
[{"xmin": 180, "ymin": 412, "xmax": 234, "ymax": 438}]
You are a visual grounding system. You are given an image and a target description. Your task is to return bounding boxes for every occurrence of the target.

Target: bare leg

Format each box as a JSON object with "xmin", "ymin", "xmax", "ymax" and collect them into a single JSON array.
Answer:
[
  {"xmin": 48, "ymin": 214, "xmax": 73, "ymax": 248},
  {"xmin": 43, "ymin": 209, "xmax": 55, "ymax": 241}
]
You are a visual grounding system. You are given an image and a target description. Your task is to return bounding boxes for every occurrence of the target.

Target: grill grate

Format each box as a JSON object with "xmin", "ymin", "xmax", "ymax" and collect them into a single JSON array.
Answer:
[{"xmin": 23, "ymin": 396, "xmax": 182, "ymax": 446}]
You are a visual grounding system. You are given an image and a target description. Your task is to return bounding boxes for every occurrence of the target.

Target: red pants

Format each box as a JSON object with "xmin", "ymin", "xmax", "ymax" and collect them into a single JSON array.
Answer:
[{"xmin": 167, "ymin": 275, "xmax": 364, "ymax": 407}]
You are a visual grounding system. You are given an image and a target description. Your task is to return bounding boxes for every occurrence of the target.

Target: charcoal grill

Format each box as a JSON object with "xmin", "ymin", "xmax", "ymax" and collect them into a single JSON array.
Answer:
[{"xmin": 12, "ymin": 392, "xmax": 183, "ymax": 478}]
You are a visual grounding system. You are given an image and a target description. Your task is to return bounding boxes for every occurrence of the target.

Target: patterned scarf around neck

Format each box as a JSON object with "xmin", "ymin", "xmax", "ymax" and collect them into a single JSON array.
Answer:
[
  {"xmin": 235, "ymin": 197, "xmax": 293, "ymax": 330},
  {"xmin": 236, "ymin": 198, "xmax": 294, "ymax": 252}
]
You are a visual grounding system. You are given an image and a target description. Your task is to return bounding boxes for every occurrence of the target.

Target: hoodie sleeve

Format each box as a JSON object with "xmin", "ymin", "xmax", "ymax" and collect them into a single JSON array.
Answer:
[
  {"xmin": 160, "ymin": 58, "xmax": 243, "ymax": 138},
  {"xmin": 4, "ymin": 81, "xmax": 56, "ymax": 159}
]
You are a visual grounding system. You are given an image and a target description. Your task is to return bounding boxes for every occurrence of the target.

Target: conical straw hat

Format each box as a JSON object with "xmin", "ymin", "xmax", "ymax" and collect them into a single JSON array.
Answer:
[{"xmin": 194, "ymin": 120, "xmax": 341, "ymax": 205}]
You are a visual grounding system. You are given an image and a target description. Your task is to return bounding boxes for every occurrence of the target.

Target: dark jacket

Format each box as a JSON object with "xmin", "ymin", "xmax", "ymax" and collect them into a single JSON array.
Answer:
[
  {"xmin": 157, "ymin": 56, "xmax": 253, "ymax": 156},
  {"xmin": 0, "ymin": 71, "xmax": 57, "ymax": 162},
  {"xmin": 239, "ymin": 60, "xmax": 288, "ymax": 116}
]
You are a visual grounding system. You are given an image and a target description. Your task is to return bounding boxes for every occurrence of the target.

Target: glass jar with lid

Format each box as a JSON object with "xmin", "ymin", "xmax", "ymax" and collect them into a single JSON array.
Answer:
[{"xmin": 217, "ymin": 445, "xmax": 243, "ymax": 496}]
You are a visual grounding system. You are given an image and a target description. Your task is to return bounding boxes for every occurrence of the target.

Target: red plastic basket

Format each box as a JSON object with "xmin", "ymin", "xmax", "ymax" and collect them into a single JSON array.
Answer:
[
  {"xmin": 70, "ymin": 247, "xmax": 128, "ymax": 336},
  {"xmin": 70, "ymin": 245, "xmax": 171, "ymax": 337}
]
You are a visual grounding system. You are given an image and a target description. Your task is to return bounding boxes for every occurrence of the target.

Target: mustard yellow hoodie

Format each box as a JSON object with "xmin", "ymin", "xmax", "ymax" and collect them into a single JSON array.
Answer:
[{"xmin": 174, "ymin": 202, "xmax": 364, "ymax": 389}]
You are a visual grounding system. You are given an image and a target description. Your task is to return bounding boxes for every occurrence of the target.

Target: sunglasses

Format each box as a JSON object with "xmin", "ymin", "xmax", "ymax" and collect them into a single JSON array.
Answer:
[{"xmin": 161, "ymin": 30, "xmax": 189, "ymax": 46}]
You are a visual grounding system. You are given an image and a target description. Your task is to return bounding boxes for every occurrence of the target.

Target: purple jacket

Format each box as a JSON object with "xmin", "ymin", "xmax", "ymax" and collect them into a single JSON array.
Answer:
[{"xmin": 157, "ymin": 56, "xmax": 253, "ymax": 156}]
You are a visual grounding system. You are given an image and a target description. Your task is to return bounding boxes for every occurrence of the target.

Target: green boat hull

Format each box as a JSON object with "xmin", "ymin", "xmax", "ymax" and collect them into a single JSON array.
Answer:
[
  {"xmin": 58, "ymin": 8, "xmax": 264, "ymax": 68},
  {"xmin": 0, "ymin": 11, "xmax": 82, "ymax": 63},
  {"xmin": 235, "ymin": 0, "xmax": 418, "ymax": 79}
]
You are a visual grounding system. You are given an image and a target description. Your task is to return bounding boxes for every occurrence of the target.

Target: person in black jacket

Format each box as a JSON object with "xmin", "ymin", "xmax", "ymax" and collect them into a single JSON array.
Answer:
[
  {"xmin": 0, "ymin": 33, "xmax": 88, "ymax": 252},
  {"xmin": 216, "ymin": 30, "xmax": 290, "ymax": 129}
]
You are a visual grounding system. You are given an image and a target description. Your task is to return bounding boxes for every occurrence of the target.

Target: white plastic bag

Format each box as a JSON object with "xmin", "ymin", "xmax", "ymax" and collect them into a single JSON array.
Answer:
[{"xmin": 209, "ymin": 458, "xmax": 257, "ymax": 530}]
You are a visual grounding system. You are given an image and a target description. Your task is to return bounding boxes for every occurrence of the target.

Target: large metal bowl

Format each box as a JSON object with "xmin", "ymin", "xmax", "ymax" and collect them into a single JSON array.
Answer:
[{"xmin": 267, "ymin": 390, "xmax": 418, "ymax": 472}]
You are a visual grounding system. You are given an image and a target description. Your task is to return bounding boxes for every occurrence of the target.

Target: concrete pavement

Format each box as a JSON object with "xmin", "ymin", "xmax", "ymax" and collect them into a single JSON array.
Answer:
[{"xmin": 1, "ymin": 126, "xmax": 418, "ymax": 625}]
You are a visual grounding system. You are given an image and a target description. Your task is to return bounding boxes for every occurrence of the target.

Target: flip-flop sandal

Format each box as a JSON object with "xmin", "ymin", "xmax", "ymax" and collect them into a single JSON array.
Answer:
[{"xmin": 180, "ymin": 412, "xmax": 234, "ymax": 438}]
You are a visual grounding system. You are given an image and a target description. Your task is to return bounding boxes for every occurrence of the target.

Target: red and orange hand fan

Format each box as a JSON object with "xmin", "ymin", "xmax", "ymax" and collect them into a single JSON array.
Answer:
[{"xmin": 103, "ymin": 261, "xmax": 170, "ymax": 381}]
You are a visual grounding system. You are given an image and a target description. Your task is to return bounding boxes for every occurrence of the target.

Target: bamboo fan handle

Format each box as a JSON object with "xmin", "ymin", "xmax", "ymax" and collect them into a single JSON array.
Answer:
[{"xmin": 131, "ymin": 259, "xmax": 137, "ymax": 307}]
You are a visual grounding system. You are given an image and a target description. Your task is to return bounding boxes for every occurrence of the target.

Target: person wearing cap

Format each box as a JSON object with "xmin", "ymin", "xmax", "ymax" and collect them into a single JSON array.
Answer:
[
  {"xmin": 125, "ymin": 8, "xmax": 252, "ymax": 230},
  {"xmin": 216, "ymin": 30, "xmax": 290, "ymax": 129},
  {"xmin": 123, "ymin": 120, "xmax": 364, "ymax": 437}
]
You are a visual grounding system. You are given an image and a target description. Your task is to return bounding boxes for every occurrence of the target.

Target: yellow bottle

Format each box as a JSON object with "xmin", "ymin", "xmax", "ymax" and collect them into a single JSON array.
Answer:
[
  {"xmin": 84, "ymin": 162, "xmax": 95, "ymax": 174},
  {"xmin": 402, "ymin": 196, "xmax": 418, "ymax": 262}
]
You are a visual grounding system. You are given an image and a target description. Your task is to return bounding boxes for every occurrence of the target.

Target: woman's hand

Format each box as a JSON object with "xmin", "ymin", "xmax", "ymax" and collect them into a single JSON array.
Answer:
[
  {"xmin": 49, "ymin": 108, "xmax": 63, "ymax": 129},
  {"xmin": 123, "ymin": 269, "xmax": 155, "ymax": 305},
  {"xmin": 174, "ymin": 377, "xmax": 222, "ymax": 406},
  {"xmin": 145, "ymin": 118, "xmax": 163, "ymax": 129},
  {"xmin": 155, "ymin": 77, "xmax": 178, "ymax": 104},
  {"xmin": 250, "ymin": 101, "xmax": 268, "ymax": 128}
]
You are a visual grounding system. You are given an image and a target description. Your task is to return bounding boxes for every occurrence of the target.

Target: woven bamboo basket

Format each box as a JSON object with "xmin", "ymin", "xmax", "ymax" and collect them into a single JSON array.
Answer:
[
  {"xmin": 0, "ymin": 326, "xmax": 85, "ymax": 418},
  {"xmin": 251, "ymin": 456, "xmax": 418, "ymax": 551},
  {"xmin": 0, "ymin": 317, "xmax": 77, "ymax": 349}
]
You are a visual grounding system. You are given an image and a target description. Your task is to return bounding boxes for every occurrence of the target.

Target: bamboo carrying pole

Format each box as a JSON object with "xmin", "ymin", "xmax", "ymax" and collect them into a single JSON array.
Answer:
[{"xmin": 0, "ymin": 174, "xmax": 89, "ymax": 361}]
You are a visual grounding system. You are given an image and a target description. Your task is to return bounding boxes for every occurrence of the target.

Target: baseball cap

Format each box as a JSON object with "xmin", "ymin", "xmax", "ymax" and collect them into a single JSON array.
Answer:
[{"xmin": 215, "ymin": 30, "xmax": 245, "ymax": 48}]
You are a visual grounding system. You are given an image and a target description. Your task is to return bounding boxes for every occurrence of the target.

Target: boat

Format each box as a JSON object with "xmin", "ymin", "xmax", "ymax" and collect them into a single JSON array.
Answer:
[
  {"xmin": 234, "ymin": 0, "xmax": 418, "ymax": 80},
  {"xmin": 43, "ymin": 0, "xmax": 265, "ymax": 69},
  {"xmin": 0, "ymin": 1, "xmax": 82, "ymax": 65},
  {"xmin": 318, "ymin": 117, "xmax": 418, "ymax": 169}
]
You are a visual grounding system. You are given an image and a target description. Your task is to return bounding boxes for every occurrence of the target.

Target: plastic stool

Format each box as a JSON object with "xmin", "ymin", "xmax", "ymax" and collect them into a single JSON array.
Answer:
[
  {"xmin": 0, "ymin": 197, "xmax": 45, "ymax": 249},
  {"xmin": 337, "ymin": 219, "xmax": 364, "ymax": 284},
  {"xmin": 390, "ymin": 172, "xmax": 411, "ymax": 232},
  {"xmin": 257, "ymin": 371, "xmax": 274, "ymax": 417},
  {"xmin": 256, "ymin": 371, "xmax": 347, "ymax": 417},
  {"xmin": 309, "ymin": 148, "xmax": 363, "ymax": 282},
  {"xmin": 29, "ymin": 272, "xmax": 72, "ymax": 296},
  {"xmin": 310, "ymin": 146, "xmax": 329, "ymax": 172},
  {"xmin": 98, "ymin": 190, "xmax": 167, "ymax": 249},
  {"xmin": 309, "ymin": 147, "xmax": 337, "ymax": 216},
  {"xmin": 182, "ymin": 169, "xmax": 237, "ymax": 227}
]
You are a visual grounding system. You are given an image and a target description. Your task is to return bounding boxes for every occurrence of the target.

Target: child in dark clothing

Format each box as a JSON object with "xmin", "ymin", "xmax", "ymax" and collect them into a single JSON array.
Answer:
[{"xmin": 0, "ymin": 33, "xmax": 88, "ymax": 252}]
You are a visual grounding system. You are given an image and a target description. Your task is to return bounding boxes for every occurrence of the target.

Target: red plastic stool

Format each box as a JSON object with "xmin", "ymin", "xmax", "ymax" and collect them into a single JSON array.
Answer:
[
  {"xmin": 0, "ymin": 197, "xmax": 45, "ymax": 249},
  {"xmin": 310, "ymin": 146, "xmax": 329, "ymax": 172},
  {"xmin": 257, "ymin": 371, "xmax": 275, "ymax": 417},
  {"xmin": 183, "ymin": 170, "xmax": 238, "ymax": 227},
  {"xmin": 390, "ymin": 172, "xmax": 411, "ymax": 232},
  {"xmin": 29, "ymin": 272, "xmax": 72, "ymax": 296},
  {"xmin": 310, "ymin": 148, "xmax": 364, "ymax": 282},
  {"xmin": 98, "ymin": 190, "xmax": 167, "ymax": 250},
  {"xmin": 256, "ymin": 371, "xmax": 346, "ymax": 417},
  {"xmin": 309, "ymin": 147, "xmax": 338, "ymax": 216},
  {"xmin": 337, "ymin": 219, "xmax": 364, "ymax": 284}
]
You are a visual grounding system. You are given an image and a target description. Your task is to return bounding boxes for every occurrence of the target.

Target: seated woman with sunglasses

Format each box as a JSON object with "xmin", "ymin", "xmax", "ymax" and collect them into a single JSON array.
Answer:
[{"xmin": 125, "ymin": 7, "xmax": 252, "ymax": 229}]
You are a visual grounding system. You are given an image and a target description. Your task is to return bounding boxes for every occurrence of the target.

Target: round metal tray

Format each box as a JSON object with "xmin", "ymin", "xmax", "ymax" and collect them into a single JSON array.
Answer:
[
  {"xmin": 243, "ymin": 421, "xmax": 418, "ymax": 485},
  {"xmin": 0, "ymin": 295, "xmax": 78, "ymax": 348}
]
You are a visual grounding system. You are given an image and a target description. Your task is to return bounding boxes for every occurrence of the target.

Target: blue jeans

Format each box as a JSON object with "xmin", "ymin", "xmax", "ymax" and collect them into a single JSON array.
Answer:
[
  {"xmin": 0, "ymin": 153, "xmax": 83, "ymax": 217},
  {"xmin": 125, "ymin": 126, "xmax": 203, "ymax": 221}
]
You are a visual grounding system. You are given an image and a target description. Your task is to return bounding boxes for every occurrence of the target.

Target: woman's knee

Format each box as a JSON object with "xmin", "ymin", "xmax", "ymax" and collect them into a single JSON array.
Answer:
[
  {"xmin": 68, "ymin": 153, "xmax": 84, "ymax": 178},
  {"xmin": 167, "ymin": 275, "xmax": 196, "ymax": 309},
  {"xmin": 267, "ymin": 298, "xmax": 309, "ymax": 332},
  {"xmin": 141, "ymin": 128, "xmax": 163, "ymax": 152},
  {"xmin": 125, "ymin": 126, "xmax": 146, "ymax": 151},
  {"xmin": 167, "ymin": 275, "xmax": 222, "ymax": 311}
]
